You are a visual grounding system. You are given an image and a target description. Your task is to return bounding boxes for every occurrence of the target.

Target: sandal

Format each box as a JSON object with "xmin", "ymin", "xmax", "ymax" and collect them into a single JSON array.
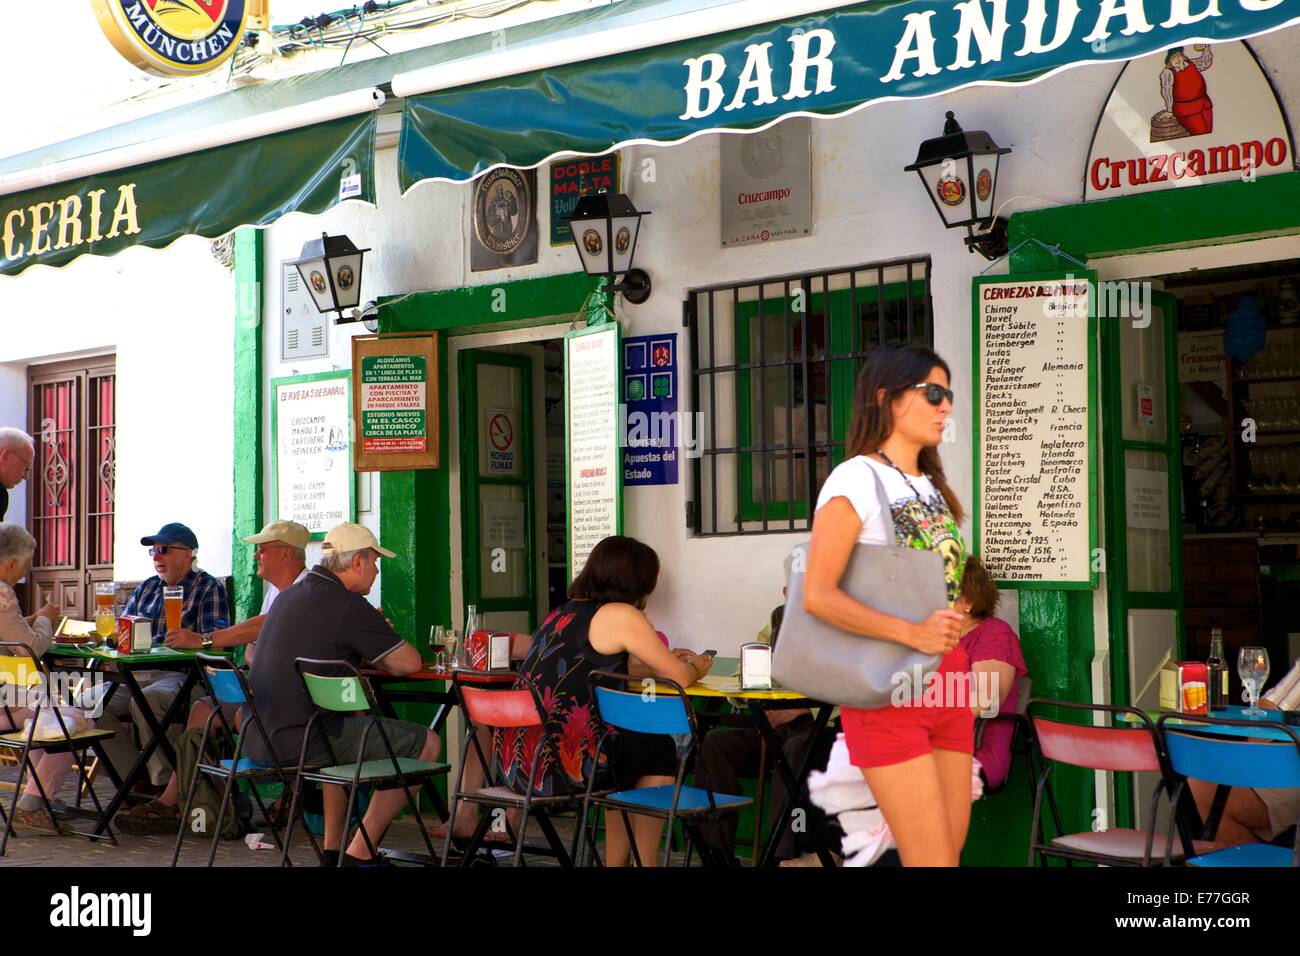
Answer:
[
  {"xmin": 424, "ymin": 820, "xmax": 513, "ymax": 844},
  {"xmin": 12, "ymin": 807, "xmax": 60, "ymax": 836},
  {"xmin": 115, "ymin": 799, "xmax": 181, "ymax": 836},
  {"xmin": 778, "ymin": 850, "xmax": 843, "ymax": 867}
]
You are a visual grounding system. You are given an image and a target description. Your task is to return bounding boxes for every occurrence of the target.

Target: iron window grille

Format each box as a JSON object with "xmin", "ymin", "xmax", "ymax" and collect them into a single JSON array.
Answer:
[{"xmin": 685, "ymin": 257, "xmax": 933, "ymax": 536}]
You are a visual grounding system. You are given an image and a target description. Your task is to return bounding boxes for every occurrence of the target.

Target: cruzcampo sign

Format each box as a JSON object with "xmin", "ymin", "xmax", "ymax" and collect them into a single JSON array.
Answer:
[
  {"xmin": 400, "ymin": 0, "xmax": 1300, "ymax": 187},
  {"xmin": 93, "ymin": 0, "xmax": 249, "ymax": 77}
]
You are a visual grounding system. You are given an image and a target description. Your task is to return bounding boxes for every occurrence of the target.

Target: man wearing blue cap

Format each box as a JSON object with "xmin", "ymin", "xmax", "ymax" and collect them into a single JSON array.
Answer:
[{"xmin": 101, "ymin": 522, "xmax": 230, "ymax": 789}]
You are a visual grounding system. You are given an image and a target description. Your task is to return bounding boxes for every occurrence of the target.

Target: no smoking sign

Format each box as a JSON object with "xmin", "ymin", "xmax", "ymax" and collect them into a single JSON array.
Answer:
[{"xmin": 485, "ymin": 407, "xmax": 518, "ymax": 475}]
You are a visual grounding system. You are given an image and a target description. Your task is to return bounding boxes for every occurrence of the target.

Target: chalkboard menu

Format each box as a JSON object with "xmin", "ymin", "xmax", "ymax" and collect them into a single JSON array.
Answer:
[
  {"xmin": 973, "ymin": 273, "xmax": 1097, "ymax": 589},
  {"xmin": 272, "ymin": 371, "xmax": 355, "ymax": 538},
  {"xmin": 565, "ymin": 321, "xmax": 623, "ymax": 578}
]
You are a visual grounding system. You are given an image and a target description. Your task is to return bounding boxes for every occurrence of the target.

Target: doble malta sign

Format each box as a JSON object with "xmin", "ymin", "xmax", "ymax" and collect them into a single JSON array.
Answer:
[
  {"xmin": 93, "ymin": 0, "xmax": 249, "ymax": 77},
  {"xmin": 1084, "ymin": 40, "xmax": 1293, "ymax": 201}
]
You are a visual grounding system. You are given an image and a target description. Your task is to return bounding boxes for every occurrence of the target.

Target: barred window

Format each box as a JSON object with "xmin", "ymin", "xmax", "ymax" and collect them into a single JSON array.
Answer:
[{"xmin": 686, "ymin": 257, "xmax": 933, "ymax": 535}]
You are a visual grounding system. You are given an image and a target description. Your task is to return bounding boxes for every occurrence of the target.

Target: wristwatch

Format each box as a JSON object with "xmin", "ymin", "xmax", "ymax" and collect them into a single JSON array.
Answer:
[{"xmin": 201, "ymin": 632, "xmax": 215, "ymax": 649}]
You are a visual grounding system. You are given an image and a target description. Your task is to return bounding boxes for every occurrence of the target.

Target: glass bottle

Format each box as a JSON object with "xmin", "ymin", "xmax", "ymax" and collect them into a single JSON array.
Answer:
[
  {"xmin": 1207, "ymin": 628, "xmax": 1228, "ymax": 711},
  {"xmin": 461, "ymin": 604, "xmax": 480, "ymax": 668}
]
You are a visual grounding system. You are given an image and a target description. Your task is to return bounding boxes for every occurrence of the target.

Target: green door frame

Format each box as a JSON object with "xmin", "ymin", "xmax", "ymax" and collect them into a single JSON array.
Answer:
[
  {"xmin": 1000, "ymin": 170, "xmax": 1300, "ymax": 845},
  {"xmin": 459, "ymin": 349, "xmax": 538, "ymax": 629},
  {"xmin": 1099, "ymin": 290, "xmax": 1184, "ymax": 827}
]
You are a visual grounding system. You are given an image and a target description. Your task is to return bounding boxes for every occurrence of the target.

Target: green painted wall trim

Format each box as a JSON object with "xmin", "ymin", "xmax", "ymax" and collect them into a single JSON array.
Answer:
[
  {"xmin": 232, "ymin": 227, "xmax": 264, "ymax": 626},
  {"xmin": 1008, "ymin": 171, "xmax": 1300, "ymax": 272},
  {"xmin": 377, "ymin": 270, "xmax": 599, "ymax": 647}
]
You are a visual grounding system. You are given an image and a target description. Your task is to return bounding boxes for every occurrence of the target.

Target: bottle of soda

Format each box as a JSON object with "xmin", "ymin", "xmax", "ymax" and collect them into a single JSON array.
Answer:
[{"xmin": 1207, "ymin": 627, "xmax": 1228, "ymax": 711}]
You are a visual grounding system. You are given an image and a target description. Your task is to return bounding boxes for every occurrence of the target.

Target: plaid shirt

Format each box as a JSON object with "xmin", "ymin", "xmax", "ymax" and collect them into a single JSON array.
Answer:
[{"xmin": 124, "ymin": 568, "xmax": 230, "ymax": 642}]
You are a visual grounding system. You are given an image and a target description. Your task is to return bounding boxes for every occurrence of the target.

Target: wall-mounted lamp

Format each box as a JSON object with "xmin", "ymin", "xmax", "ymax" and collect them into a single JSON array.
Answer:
[
  {"xmin": 565, "ymin": 190, "xmax": 653, "ymax": 305},
  {"xmin": 904, "ymin": 111, "xmax": 1011, "ymax": 261},
  {"xmin": 288, "ymin": 232, "xmax": 370, "ymax": 325}
]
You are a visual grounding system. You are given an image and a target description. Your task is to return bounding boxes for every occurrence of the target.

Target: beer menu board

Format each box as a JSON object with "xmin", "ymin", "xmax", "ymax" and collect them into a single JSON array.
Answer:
[
  {"xmin": 973, "ymin": 274, "xmax": 1097, "ymax": 589},
  {"xmin": 272, "ymin": 371, "xmax": 354, "ymax": 537},
  {"xmin": 566, "ymin": 322, "xmax": 622, "ymax": 578},
  {"xmin": 352, "ymin": 333, "xmax": 440, "ymax": 472}
]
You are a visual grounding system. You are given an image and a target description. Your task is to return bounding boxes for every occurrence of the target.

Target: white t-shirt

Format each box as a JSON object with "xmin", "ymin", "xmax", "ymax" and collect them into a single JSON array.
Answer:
[
  {"xmin": 816, "ymin": 456, "xmax": 940, "ymax": 544},
  {"xmin": 259, "ymin": 568, "xmax": 310, "ymax": 616},
  {"xmin": 815, "ymin": 455, "xmax": 965, "ymax": 605}
]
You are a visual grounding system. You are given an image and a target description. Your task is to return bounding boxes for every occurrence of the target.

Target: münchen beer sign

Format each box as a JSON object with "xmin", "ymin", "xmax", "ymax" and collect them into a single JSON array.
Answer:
[{"xmin": 93, "ymin": 1, "xmax": 248, "ymax": 77}]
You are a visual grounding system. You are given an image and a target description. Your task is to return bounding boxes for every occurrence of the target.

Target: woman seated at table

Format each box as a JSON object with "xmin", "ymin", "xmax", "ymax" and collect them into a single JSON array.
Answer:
[
  {"xmin": 953, "ymin": 556, "xmax": 1027, "ymax": 791},
  {"xmin": 0, "ymin": 522, "xmax": 97, "ymax": 835},
  {"xmin": 483, "ymin": 535, "xmax": 712, "ymax": 865}
]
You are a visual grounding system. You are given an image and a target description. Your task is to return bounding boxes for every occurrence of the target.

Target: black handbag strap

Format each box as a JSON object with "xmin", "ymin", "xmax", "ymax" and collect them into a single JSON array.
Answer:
[{"xmin": 867, "ymin": 460, "xmax": 899, "ymax": 546}]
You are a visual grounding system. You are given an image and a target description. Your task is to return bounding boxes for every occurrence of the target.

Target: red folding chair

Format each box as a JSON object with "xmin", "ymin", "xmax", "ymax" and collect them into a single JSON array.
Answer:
[
  {"xmin": 1027, "ymin": 698, "xmax": 1188, "ymax": 867},
  {"xmin": 440, "ymin": 674, "xmax": 600, "ymax": 867}
]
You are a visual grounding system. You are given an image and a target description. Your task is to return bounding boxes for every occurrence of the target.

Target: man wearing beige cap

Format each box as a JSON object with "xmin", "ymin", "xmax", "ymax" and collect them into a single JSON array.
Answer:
[
  {"xmin": 117, "ymin": 519, "xmax": 311, "ymax": 834},
  {"xmin": 245, "ymin": 521, "xmax": 434, "ymax": 865},
  {"xmin": 160, "ymin": 519, "xmax": 309, "ymax": 655}
]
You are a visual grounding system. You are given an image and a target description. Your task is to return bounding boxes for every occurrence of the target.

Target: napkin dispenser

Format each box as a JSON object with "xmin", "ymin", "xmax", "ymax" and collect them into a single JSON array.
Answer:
[
  {"xmin": 115, "ymin": 615, "xmax": 152, "ymax": 654},
  {"xmin": 740, "ymin": 642, "xmax": 773, "ymax": 690},
  {"xmin": 466, "ymin": 630, "xmax": 512, "ymax": 672}
]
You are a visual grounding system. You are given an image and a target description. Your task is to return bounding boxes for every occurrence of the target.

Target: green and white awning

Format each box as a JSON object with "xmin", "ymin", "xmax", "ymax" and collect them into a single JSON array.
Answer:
[
  {"xmin": 396, "ymin": 0, "xmax": 1300, "ymax": 189},
  {"xmin": 0, "ymin": 84, "xmax": 384, "ymax": 277}
]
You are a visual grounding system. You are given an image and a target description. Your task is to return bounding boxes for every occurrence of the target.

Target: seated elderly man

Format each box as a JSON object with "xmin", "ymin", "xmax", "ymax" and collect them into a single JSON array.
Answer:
[
  {"xmin": 244, "ymin": 521, "xmax": 437, "ymax": 866},
  {"xmin": 116, "ymin": 520, "xmax": 309, "ymax": 834},
  {"xmin": 0, "ymin": 428, "xmax": 35, "ymax": 521},
  {"xmin": 100, "ymin": 522, "xmax": 230, "ymax": 793}
]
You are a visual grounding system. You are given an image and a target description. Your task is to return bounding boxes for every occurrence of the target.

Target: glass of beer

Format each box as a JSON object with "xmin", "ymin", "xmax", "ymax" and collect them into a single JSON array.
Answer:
[
  {"xmin": 163, "ymin": 585, "xmax": 184, "ymax": 632},
  {"xmin": 94, "ymin": 582, "xmax": 116, "ymax": 644}
]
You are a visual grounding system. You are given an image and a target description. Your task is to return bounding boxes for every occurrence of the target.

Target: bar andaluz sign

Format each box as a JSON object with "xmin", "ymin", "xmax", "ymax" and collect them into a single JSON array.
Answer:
[{"xmin": 399, "ymin": 0, "xmax": 1300, "ymax": 186}]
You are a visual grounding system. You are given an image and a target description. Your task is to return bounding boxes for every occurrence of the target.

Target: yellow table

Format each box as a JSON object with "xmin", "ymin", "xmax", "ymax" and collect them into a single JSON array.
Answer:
[{"xmin": 645, "ymin": 662, "xmax": 837, "ymax": 867}]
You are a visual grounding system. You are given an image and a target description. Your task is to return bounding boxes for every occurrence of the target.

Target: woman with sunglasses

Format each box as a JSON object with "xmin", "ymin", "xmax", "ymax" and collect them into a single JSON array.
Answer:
[{"xmin": 803, "ymin": 342, "xmax": 971, "ymax": 866}]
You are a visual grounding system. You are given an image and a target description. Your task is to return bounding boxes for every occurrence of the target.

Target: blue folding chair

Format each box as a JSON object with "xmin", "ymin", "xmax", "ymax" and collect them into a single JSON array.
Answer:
[
  {"xmin": 577, "ymin": 670, "xmax": 751, "ymax": 867},
  {"xmin": 1159, "ymin": 713, "xmax": 1300, "ymax": 867},
  {"xmin": 172, "ymin": 653, "xmax": 316, "ymax": 866}
]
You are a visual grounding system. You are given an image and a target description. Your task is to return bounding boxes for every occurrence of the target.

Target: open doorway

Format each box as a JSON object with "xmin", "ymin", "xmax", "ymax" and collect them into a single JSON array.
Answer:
[{"xmin": 451, "ymin": 325, "xmax": 570, "ymax": 637}]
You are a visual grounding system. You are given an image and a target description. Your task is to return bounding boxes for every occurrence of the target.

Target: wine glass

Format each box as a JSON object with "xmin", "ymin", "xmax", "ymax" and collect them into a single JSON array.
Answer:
[
  {"xmin": 1238, "ymin": 646, "xmax": 1270, "ymax": 716},
  {"xmin": 429, "ymin": 625, "xmax": 447, "ymax": 669}
]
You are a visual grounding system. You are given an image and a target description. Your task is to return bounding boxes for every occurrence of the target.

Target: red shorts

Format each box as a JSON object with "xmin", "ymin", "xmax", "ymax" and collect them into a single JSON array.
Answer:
[{"xmin": 841, "ymin": 648, "xmax": 975, "ymax": 768}]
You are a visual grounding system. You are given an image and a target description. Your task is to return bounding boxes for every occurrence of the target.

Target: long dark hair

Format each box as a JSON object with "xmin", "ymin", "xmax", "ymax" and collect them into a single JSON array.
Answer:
[
  {"xmin": 843, "ymin": 342, "xmax": 964, "ymax": 524},
  {"xmin": 568, "ymin": 535, "xmax": 660, "ymax": 606}
]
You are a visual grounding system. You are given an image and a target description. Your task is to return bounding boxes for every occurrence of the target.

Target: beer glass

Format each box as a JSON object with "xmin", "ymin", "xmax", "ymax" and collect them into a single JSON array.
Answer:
[
  {"xmin": 94, "ymin": 582, "xmax": 116, "ymax": 643},
  {"xmin": 163, "ymin": 585, "xmax": 183, "ymax": 632},
  {"xmin": 1238, "ymin": 646, "xmax": 1270, "ymax": 717}
]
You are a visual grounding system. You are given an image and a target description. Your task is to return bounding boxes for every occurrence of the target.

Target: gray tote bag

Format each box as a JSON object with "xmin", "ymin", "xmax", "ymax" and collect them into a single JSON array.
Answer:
[{"xmin": 772, "ymin": 467, "xmax": 948, "ymax": 709}]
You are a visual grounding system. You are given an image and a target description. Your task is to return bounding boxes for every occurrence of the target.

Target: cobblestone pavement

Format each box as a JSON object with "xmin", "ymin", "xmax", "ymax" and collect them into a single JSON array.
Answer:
[{"xmin": 0, "ymin": 769, "xmax": 630, "ymax": 868}]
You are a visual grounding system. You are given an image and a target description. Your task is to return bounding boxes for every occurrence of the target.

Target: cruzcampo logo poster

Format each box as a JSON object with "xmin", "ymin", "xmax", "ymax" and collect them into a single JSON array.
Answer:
[{"xmin": 352, "ymin": 333, "xmax": 440, "ymax": 472}]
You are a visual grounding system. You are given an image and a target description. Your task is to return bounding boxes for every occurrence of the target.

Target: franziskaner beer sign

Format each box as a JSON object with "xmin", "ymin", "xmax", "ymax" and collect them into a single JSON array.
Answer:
[{"xmin": 93, "ymin": 1, "xmax": 248, "ymax": 77}]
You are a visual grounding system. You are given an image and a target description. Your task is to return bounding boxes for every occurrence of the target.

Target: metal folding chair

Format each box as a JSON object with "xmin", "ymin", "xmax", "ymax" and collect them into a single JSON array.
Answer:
[
  {"xmin": 0, "ymin": 641, "xmax": 118, "ymax": 854},
  {"xmin": 578, "ymin": 670, "xmax": 751, "ymax": 867},
  {"xmin": 1159, "ymin": 713, "xmax": 1300, "ymax": 867},
  {"xmin": 1027, "ymin": 697, "xmax": 1186, "ymax": 867},
  {"xmin": 172, "ymin": 653, "xmax": 312, "ymax": 866},
  {"xmin": 279, "ymin": 658, "xmax": 448, "ymax": 866},
  {"xmin": 440, "ymin": 673, "xmax": 600, "ymax": 867}
]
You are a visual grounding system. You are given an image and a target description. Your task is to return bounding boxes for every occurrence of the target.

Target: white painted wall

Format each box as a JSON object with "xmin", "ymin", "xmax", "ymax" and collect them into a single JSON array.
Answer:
[
  {"xmin": 0, "ymin": 236, "xmax": 236, "ymax": 581},
  {"xmin": 255, "ymin": 29, "xmax": 1299, "ymax": 650}
]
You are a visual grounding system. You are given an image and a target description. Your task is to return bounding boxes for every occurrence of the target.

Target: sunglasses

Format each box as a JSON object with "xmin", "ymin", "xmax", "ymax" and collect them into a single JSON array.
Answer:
[
  {"xmin": 149, "ymin": 545, "xmax": 191, "ymax": 557},
  {"xmin": 908, "ymin": 383, "xmax": 955, "ymax": 407}
]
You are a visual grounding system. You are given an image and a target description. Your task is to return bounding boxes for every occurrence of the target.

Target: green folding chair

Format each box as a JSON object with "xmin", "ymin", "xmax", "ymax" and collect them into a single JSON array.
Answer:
[{"xmin": 279, "ymin": 658, "xmax": 449, "ymax": 866}]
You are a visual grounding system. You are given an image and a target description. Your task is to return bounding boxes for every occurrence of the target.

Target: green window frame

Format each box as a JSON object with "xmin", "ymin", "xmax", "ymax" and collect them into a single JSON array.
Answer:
[{"xmin": 687, "ymin": 259, "xmax": 933, "ymax": 535}]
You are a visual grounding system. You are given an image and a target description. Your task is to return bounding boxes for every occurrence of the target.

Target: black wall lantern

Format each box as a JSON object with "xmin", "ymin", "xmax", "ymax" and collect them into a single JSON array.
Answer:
[
  {"xmin": 904, "ymin": 111, "xmax": 1011, "ymax": 260},
  {"xmin": 289, "ymin": 232, "xmax": 371, "ymax": 324},
  {"xmin": 565, "ymin": 190, "xmax": 653, "ymax": 305}
]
